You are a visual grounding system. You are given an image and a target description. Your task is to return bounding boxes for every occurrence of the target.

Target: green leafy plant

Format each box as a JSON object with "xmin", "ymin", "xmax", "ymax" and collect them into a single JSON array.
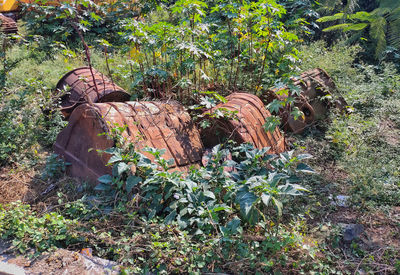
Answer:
[
  {"xmin": 0, "ymin": 202, "xmax": 79, "ymax": 254},
  {"xmin": 41, "ymin": 154, "xmax": 70, "ymax": 181},
  {"xmin": 0, "ymin": 78, "xmax": 65, "ymax": 166},
  {"xmin": 317, "ymin": 0, "xmax": 400, "ymax": 59},
  {"xmin": 95, "ymin": 122, "xmax": 313, "ymax": 235}
]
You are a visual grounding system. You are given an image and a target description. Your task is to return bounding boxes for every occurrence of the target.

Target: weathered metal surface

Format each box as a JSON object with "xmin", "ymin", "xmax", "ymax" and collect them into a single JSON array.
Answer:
[
  {"xmin": 0, "ymin": 14, "xmax": 17, "ymax": 33},
  {"xmin": 264, "ymin": 68, "xmax": 347, "ymax": 133},
  {"xmin": 56, "ymin": 67, "xmax": 130, "ymax": 119},
  {"xmin": 54, "ymin": 101, "xmax": 204, "ymax": 181},
  {"xmin": 201, "ymin": 93, "xmax": 285, "ymax": 154}
]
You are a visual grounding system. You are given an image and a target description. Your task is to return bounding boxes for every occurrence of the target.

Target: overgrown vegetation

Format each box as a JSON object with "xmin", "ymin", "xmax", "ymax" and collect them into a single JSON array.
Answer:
[{"xmin": 0, "ymin": 0, "xmax": 399, "ymax": 274}]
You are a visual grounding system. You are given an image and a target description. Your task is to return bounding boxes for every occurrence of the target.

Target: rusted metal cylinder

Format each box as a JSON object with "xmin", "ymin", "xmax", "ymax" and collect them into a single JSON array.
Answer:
[
  {"xmin": 294, "ymin": 68, "xmax": 336, "ymax": 120},
  {"xmin": 264, "ymin": 68, "xmax": 347, "ymax": 133},
  {"xmin": 284, "ymin": 98, "xmax": 316, "ymax": 134},
  {"xmin": 54, "ymin": 101, "xmax": 204, "ymax": 182},
  {"xmin": 56, "ymin": 67, "xmax": 130, "ymax": 119},
  {"xmin": 200, "ymin": 93, "xmax": 285, "ymax": 154},
  {"xmin": 0, "ymin": 14, "xmax": 18, "ymax": 33}
]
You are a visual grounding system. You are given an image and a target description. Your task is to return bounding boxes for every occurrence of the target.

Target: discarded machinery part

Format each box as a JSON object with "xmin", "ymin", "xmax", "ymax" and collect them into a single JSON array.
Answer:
[
  {"xmin": 284, "ymin": 97, "xmax": 316, "ymax": 134},
  {"xmin": 54, "ymin": 101, "xmax": 204, "ymax": 182},
  {"xmin": 295, "ymin": 68, "xmax": 343, "ymax": 119},
  {"xmin": 264, "ymin": 68, "xmax": 347, "ymax": 133},
  {"xmin": 201, "ymin": 93, "xmax": 285, "ymax": 154},
  {"xmin": 56, "ymin": 67, "xmax": 130, "ymax": 119},
  {"xmin": 0, "ymin": 14, "xmax": 17, "ymax": 33}
]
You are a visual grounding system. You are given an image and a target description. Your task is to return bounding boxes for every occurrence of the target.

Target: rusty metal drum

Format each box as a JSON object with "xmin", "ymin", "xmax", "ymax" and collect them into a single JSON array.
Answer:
[
  {"xmin": 264, "ymin": 68, "xmax": 346, "ymax": 133},
  {"xmin": 54, "ymin": 101, "xmax": 204, "ymax": 182},
  {"xmin": 56, "ymin": 67, "xmax": 130, "ymax": 119},
  {"xmin": 294, "ymin": 68, "xmax": 337, "ymax": 120},
  {"xmin": 0, "ymin": 14, "xmax": 17, "ymax": 33},
  {"xmin": 201, "ymin": 93, "xmax": 285, "ymax": 154}
]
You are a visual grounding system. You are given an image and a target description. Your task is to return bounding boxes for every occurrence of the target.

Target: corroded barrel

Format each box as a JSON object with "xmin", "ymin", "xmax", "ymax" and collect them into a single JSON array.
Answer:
[
  {"xmin": 0, "ymin": 14, "xmax": 17, "ymax": 33},
  {"xmin": 264, "ymin": 68, "xmax": 346, "ymax": 133},
  {"xmin": 56, "ymin": 67, "xmax": 130, "ymax": 119},
  {"xmin": 201, "ymin": 93, "xmax": 285, "ymax": 153},
  {"xmin": 54, "ymin": 101, "xmax": 204, "ymax": 181}
]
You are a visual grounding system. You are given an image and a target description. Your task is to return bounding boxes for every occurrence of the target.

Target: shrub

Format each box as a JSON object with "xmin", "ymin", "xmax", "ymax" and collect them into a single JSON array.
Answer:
[{"xmin": 0, "ymin": 201, "xmax": 79, "ymax": 253}]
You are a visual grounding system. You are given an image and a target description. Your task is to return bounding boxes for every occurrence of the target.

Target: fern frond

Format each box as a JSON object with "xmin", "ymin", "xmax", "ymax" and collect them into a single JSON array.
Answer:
[
  {"xmin": 317, "ymin": 13, "xmax": 345, "ymax": 23},
  {"xmin": 387, "ymin": 18, "xmax": 400, "ymax": 49},
  {"xmin": 344, "ymin": 23, "xmax": 368, "ymax": 31},
  {"xmin": 322, "ymin": 23, "xmax": 351, "ymax": 32},
  {"xmin": 370, "ymin": 16, "xmax": 387, "ymax": 58},
  {"xmin": 387, "ymin": 6, "xmax": 400, "ymax": 22},
  {"xmin": 349, "ymin": 11, "xmax": 373, "ymax": 22}
]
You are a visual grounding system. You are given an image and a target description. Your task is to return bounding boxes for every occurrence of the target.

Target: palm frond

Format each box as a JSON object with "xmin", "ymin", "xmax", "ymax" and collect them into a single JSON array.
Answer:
[
  {"xmin": 344, "ymin": 23, "xmax": 368, "ymax": 31},
  {"xmin": 387, "ymin": 6, "xmax": 400, "ymax": 23},
  {"xmin": 387, "ymin": 18, "xmax": 400, "ymax": 49},
  {"xmin": 349, "ymin": 11, "xmax": 374, "ymax": 22},
  {"xmin": 316, "ymin": 13, "xmax": 345, "ymax": 23},
  {"xmin": 322, "ymin": 23, "xmax": 351, "ymax": 32},
  {"xmin": 370, "ymin": 16, "xmax": 387, "ymax": 58}
]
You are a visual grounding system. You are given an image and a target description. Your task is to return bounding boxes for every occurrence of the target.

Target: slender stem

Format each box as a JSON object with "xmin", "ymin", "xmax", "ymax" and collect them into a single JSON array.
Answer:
[
  {"xmin": 104, "ymin": 46, "xmax": 116, "ymax": 91},
  {"xmin": 72, "ymin": 22, "xmax": 99, "ymax": 98},
  {"xmin": 227, "ymin": 20, "xmax": 234, "ymax": 89},
  {"xmin": 257, "ymin": 15, "xmax": 271, "ymax": 90},
  {"xmin": 233, "ymin": 40, "xmax": 241, "ymax": 91}
]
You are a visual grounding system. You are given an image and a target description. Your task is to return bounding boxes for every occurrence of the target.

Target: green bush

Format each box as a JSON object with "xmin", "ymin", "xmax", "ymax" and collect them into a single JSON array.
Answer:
[
  {"xmin": 0, "ymin": 201, "xmax": 79, "ymax": 253},
  {"xmin": 299, "ymin": 41, "xmax": 400, "ymax": 207},
  {"xmin": 0, "ymin": 78, "xmax": 65, "ymax": 166}
]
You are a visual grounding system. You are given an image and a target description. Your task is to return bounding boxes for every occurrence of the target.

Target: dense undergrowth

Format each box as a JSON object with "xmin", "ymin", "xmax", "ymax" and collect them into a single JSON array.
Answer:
[{"xmin": 0, "ymin": 0, "xmax": 399, "ymax": 274}]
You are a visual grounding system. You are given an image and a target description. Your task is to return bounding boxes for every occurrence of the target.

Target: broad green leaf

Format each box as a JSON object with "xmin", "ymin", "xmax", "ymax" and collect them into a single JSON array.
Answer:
[
  {"xmin": 291, "ymin": 107, "xmax": 304, "ymax": 121},
  {"xmin": 261, "ymin": 193, "xmax": 271, "ymax": 207},
  {"xmin": 165, "ymin": 210, "xmax": 177, "ymax": 225},
  {"xmin": 98, "ymin": 174, "xmax": 112, "ymax": 184},
  {"xmin": 148, "ymin": 209, "xmax": 156, "ymax": 220},
  {"xmin": 296, "ymin": 163, "xmax": 316, "ymax": 174},
  {"xmin": 94, "ymin": 183, "xmax": 110, "ymax": 191},
  {"xmin": 271, "ymin": 197, "xmax": 283, "ymax": 216},
  {"xmin": 213, "ymin": 93, "xmax": 227, "ymax": 103},
  {"xmin": 278, "ymin": 184, "xmax": 309, "ymax": 195},
  {"xmin": 267, "ymin": 99, "xmax": 284, "ymax": 114},
  {"xmin": 112, "ymin": 162, "xmax": 131, "ymax": 177},
  {"xmin": 237, "ymin": 189, "xmax": 257, "ymax": 216},
  {"xmin": 264, "ymin": 116, "xmax": 281, "ymax": 133},
  {"xmin": 226, "ymin": 218, "xmax": 241, "ymax": 232},
  {"xmin": 204, "ymin": 191, "xmax": 216, "ymax": 199},
  {"xmin": 126, "ymin": 176, "xmax": 141, "ymax": 193},
  {"xmin": 220, "ymin": 218, "xmax": 241, "ymax": 236},
  {"xmin": 296, "ymin": 154, "xmax": 313, "ymax": 161},
  {"xmin": 108, "ymin": 153, "xmax": 122, "ymax": 164}
]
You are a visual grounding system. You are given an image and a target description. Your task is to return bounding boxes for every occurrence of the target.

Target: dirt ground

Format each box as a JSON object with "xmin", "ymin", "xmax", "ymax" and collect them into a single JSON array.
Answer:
[
  {"xmin": 1, "ymin": 248, "xmax": 119, "ymax": 275},
  {"xmin": 0, "ymin": 167, "xmax": 121, "ymax": 275}
]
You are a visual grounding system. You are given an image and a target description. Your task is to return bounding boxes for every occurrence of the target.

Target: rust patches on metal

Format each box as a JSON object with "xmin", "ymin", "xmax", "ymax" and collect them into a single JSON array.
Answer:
[
  {"xmin": 56, "ymin": 67, "xmax": 130, "ymax": 119},
  {"xmin": 54, "ymin": 101, "xmax": 204, "ymax": 182},
  {"xmin": 264, "ymin": 68, "xmax": 347, "ymax": 133},
  {"xmin": 201, "ymin": 93, "xmax": 285, "ymax": 154},
  {"xmin": 0, "ymin": 14, "xmax": 17, "ymax": 33}
]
